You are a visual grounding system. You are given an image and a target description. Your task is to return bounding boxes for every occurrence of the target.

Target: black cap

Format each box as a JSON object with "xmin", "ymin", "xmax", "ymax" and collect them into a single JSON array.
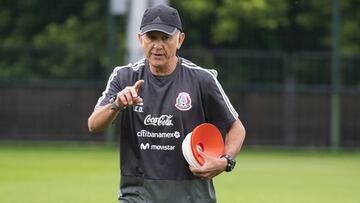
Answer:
[{"xmin": 140, "ymin": 4, "xmax": 182, "ymax": 35}]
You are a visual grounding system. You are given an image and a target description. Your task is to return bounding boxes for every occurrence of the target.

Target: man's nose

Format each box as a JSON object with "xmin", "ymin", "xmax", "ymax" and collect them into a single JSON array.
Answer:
[{"xmin": 153, "ymin": 39, "xmax": 163, "ymax": 49}]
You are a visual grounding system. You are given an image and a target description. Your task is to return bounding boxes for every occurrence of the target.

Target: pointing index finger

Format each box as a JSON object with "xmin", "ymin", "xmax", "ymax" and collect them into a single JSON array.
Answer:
[{"xmin": 133, "ymin": 80, "xmax": 144, "ymax": 92}]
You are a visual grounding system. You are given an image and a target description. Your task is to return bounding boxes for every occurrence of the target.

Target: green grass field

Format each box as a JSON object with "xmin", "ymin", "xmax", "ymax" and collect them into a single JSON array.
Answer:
[{"xmin": 1, "ymin": 143, "xmax": 359, "ymax": 203}]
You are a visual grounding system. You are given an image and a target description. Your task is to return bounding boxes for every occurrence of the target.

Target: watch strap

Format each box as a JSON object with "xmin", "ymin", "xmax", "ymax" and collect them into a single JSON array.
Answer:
[
  {"xmin": 109, "ymin": 96, "xmax": 126, "ymax": 111},
  {"xmin": 221, "ymin": 154, "xmax": 236, "ymax": 172}
]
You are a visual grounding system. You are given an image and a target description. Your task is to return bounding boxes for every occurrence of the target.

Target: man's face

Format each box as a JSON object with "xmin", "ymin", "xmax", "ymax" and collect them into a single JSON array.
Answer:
[{"xmin": 139, "ymin": 31, "xmax": 184, "ymax": 69}]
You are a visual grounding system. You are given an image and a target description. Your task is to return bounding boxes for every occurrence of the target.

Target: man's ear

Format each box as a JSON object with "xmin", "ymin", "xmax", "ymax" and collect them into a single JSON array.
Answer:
[{"xmin": 177, "ymin": 33, "xmax": 185, "ymax": 49}]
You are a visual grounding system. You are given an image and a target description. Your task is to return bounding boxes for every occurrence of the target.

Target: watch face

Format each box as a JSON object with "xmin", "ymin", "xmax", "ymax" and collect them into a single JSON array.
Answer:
[{"xmin": 230, "ymin": 159, "xmax": 236, "ymax": 170}]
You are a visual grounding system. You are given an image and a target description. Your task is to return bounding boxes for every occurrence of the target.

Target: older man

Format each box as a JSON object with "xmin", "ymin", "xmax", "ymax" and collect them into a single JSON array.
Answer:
[{"xmin": 88, "ymin": 4, "xmax": 245, "ymax": 203}]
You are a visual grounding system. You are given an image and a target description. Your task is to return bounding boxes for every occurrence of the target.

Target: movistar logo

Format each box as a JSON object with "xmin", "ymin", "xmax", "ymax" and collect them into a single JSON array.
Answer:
[
  {"xmin": 139, "ymin": 142, "xmax": 175, "ymax": 151},
  {"xmin": 140, "ymin": 143, "xmax": 150, "ymax": 150}
]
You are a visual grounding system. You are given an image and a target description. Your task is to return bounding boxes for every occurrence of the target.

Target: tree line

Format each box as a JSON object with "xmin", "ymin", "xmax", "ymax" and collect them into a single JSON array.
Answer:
[{"xmin": 0, "ymin": 0, "xmax": 359, "ymax": 80}]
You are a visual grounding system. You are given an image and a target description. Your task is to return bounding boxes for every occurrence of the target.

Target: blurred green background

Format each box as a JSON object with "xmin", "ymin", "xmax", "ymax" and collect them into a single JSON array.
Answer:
[
  {"xmin": 0, "ymin": 0, "xmax": 360, "ymax": 202},
  {"xmin": 1, "ymin": 0, "xmax": 360, "ymax": 80}
]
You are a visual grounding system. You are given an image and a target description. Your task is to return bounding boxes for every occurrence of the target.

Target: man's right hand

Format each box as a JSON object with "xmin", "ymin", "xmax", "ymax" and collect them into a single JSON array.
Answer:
[
  {"xmin": 115, "ymin": 80, "xmax": 144, "ymax": 108},
  {"xmin": 88, "ymin": 80, "xmax": 145, "ymax": 133}
]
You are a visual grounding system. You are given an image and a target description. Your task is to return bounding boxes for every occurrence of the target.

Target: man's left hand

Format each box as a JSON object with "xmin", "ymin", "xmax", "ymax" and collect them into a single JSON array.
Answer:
[{"xmin": 189, "ymin": 150, "xmax": 227, "ymax": 179}]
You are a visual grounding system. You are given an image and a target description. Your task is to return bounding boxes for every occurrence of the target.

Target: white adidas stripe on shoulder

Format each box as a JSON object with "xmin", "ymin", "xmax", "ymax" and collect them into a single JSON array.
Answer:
[
  {"xmin": 181, "ymin": 60, "xmax": 238, "ymax": 119},
  {"xmin": 130, "ymin": 58, "xmax": 145, "ymax": 71},
  {"xmin": 182, "ymin": 59, "xmax": 218, "ymax": 77},
  {"xmin": 95, "ymin": 59, "xmax": 145, "ymax": 107}
]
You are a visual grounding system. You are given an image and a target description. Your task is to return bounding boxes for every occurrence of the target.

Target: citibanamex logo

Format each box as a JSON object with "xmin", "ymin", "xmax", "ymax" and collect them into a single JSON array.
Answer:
[{"xmin": 144, "ymin": 114, "xmax": 173, "ymax": 126}]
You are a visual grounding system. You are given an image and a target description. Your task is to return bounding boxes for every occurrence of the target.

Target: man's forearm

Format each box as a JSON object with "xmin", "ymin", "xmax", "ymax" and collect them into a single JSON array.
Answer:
[
  {"xmin": 88, "ymin": 104, "xmax": 120, "ymax": 133},
  {"xmin": 224, "ymin": 119, "xmax": 246, "ymax": 158}
]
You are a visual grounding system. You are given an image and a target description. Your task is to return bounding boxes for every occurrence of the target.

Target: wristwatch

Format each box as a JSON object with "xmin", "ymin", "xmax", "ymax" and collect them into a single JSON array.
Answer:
[
  {"xmin": 221, "ymin": 154, "xmax": 236, "ymax": 172},
  {"xmin": 109, "ymin": 96, "xmax": 126, "ymax": 111}
]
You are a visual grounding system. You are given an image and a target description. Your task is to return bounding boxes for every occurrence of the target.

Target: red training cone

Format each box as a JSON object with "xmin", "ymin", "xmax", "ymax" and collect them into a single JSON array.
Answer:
[{"xmin": 182, "ymin": 123, "xmax": 224, "ymax": 168}]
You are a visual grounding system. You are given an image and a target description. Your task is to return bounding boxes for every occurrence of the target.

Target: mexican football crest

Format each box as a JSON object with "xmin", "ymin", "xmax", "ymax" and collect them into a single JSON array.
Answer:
[{"xmin": 175, "ymin": 92, "xmax": 192, "ymax": 111}]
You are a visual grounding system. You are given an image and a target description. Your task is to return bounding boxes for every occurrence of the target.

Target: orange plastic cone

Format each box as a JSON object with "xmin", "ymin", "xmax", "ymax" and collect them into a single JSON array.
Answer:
[{"xmin": 182, "ymin": 123, "xmax": 225, "ymax": 168}]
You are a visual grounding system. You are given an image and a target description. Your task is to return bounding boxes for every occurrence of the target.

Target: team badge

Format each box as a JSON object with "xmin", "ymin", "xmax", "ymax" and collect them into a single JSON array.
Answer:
[{"xmin": 175, "ymin": 92, "xmax": 192, "ymax": 111}]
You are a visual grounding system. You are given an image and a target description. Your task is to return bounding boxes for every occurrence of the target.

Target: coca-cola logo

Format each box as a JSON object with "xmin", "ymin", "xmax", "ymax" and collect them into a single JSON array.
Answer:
[{"xmin": 144, "ymin": 114, "xmax": 173, "ymax": 126}]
